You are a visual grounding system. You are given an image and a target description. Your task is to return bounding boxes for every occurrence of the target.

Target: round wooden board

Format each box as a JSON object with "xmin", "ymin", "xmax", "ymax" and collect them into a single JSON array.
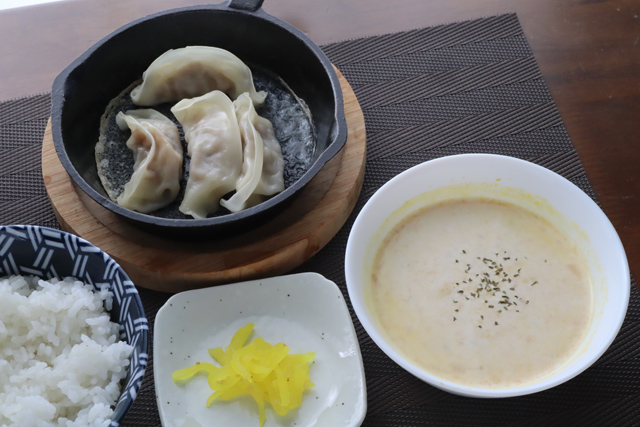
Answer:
[{"xmin": 42, "ymin": 69, "xmax": 366, "ymax": 293}]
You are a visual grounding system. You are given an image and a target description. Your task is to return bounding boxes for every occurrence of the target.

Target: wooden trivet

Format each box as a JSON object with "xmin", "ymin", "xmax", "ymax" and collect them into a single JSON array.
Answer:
[{"xmin": 41, "ymin": 70, "xmax": 366, "ymax": 293}]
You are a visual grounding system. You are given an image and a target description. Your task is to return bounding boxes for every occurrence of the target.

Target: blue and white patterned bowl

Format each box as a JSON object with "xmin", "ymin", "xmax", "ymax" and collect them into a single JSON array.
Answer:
[{"xmin": 0, "ymin": 225, "xmax": 148, "ymax": 425}]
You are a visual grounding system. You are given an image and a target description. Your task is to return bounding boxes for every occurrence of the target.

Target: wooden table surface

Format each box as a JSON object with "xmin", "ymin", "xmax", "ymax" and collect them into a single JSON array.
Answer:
[{"xmin": 0, "ymin": 0, "xmax": 639, "ymax": 281}]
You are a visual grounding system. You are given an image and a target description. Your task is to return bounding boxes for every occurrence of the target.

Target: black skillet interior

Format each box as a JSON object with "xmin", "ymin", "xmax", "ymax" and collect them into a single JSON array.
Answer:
[{"xmin": 51, "ymin": 0, "xmax": 346, "ymax": 238}]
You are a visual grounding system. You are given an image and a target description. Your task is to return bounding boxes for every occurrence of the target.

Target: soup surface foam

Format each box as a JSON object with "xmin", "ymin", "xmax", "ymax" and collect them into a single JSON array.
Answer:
[{"xmin": 369, "ymin": 198, "xmax": 593, "ymax": 388}]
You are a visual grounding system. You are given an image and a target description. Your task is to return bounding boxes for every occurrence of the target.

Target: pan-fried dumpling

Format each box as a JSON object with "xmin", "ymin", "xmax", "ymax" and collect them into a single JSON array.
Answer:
[
  {"xmin": 131, "ymin": 46, "xmax": 267, "ymax": 107},
  {"xmin": 114, "ymin": 109, "xmax": 183, "ymax": 213},
  {"xmin": 220, "ymin": 93, "xmax": 285, "ymax": 213},
  {"xmin": 171, "ymin": 90, "xmax": 243, "ymax": 219}
]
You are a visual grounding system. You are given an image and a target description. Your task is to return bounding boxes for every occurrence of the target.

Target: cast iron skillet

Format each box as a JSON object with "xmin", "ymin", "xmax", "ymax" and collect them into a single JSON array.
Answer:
[{"xmin": 51, "ymin": 0, "xmax": 347, "ymax": 239}]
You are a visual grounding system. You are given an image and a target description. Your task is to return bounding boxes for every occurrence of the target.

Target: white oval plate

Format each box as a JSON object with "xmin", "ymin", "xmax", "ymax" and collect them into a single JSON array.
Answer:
[{"xmin": 154, "ymin": 272, "xmax": 367, "ymax": 427}]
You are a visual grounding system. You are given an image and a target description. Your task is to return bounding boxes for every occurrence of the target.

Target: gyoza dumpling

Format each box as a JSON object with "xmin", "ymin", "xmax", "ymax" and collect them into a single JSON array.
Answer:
[
  {"xmin": 171, "ymin": 90, "xmax": 243, "ymax": 219},
  {"xmin": 220, "ymin": 93, "xmax": 285, "ymax": 213},
  {"xmin": 114, "ymin": 109, "xmax": 183, "ymax": 213},
  {"xmin": 131, "ymin": 46, "xmax": 267, "ymax": 107}
]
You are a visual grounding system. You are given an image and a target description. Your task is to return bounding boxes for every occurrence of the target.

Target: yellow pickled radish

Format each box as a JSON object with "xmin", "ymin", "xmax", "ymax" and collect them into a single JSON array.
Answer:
[
  {"xmin": 172, "ymin": 322, "xmax": 316, "ymax": 427},
  {"xmin": 171, "ymin": 362, "xmax": 218, "ymax": 384},
  {"xmin": 208, "ymin": 347, "xmax": 228, "ymax": 364},
  {"xmin": 228, "ymin": 322, "xmax": 253, "ymax": 351}
]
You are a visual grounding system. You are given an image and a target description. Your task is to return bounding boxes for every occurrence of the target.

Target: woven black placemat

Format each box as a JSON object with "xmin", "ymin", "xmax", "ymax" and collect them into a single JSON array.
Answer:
[{"xmin": 1, "ymin": 12, "xmax": 639, "ymax": 426}]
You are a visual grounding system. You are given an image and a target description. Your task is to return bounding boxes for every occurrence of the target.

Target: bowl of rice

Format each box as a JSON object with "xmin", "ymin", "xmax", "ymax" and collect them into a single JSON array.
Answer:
[{"xmin": 0, "ymin": 225, "xmax": 148, "ymax": 426}]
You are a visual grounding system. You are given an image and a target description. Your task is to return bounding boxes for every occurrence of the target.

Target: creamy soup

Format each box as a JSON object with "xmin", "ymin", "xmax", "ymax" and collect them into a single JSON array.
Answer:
[{"xmin": 369, "ymin": 198, "xmax": 592, "ymax": 388}]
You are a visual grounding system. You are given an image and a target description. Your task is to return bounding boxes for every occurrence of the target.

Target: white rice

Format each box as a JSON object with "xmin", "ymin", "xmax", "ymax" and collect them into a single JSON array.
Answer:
[{"xmin": 0, "ymin": 275, "xmax": 134, "ymax": 427}]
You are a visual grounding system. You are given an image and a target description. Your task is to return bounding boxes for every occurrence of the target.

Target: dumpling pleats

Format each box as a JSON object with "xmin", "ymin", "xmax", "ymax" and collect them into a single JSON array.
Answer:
[
  {"xmin": 115, "ymin": 109, "xmax": 183, "ymax": 213},
  {"xmin": 220, "ymin": 93, "xmax": 285, "ymax": 213},
  {"xmin": 171, "ymin": 90, "xmax": 243, "ymax": 219},
  {"xmin": 131, "ymin": 46, "xmax": 267, "ymax": 107}
]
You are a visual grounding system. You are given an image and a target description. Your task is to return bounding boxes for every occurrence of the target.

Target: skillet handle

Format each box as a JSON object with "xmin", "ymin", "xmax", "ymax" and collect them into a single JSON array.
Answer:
[{"xmin": 228, "ymin": 0, "xmax": 264, "ymax": 12}]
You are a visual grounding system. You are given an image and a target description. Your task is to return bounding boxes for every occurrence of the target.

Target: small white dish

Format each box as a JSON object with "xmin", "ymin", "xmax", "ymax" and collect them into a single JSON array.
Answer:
[{"xmin": 154, "ymin": 272, "xmax": 367, "ymax": 427}]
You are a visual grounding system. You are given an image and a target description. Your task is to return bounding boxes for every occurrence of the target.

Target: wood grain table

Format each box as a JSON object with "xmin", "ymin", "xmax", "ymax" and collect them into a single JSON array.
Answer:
[{"xmin": 1, "ymin": 0, "xmax": 638, "ymax": 284}]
